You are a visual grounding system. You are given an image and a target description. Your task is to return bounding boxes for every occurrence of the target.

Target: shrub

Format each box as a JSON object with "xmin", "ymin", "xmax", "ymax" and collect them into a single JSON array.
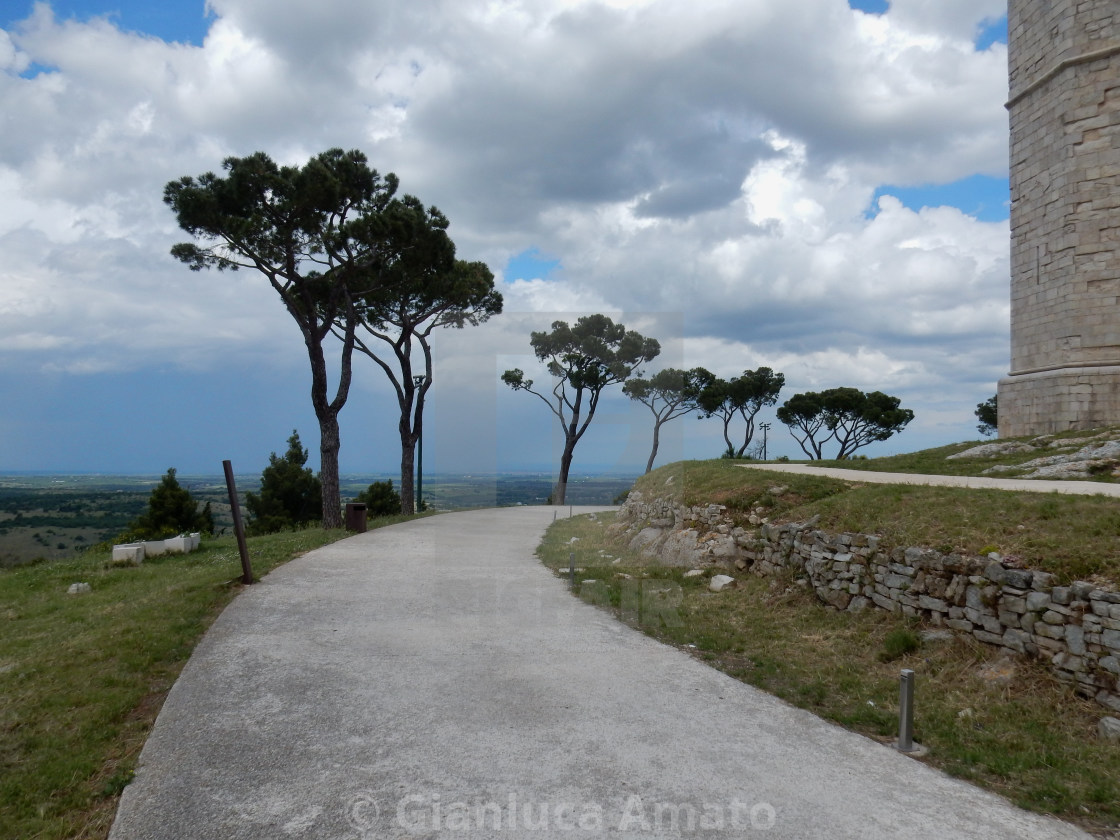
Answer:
[
  {"xmin": 355, "ymin": 480, "xmax": 402, "ymax": 517},
  {"xmin": 119, "ymin": 468, "xmax": 209, "ymax": 541},
  {"xmin": 245, "ymin": 431, "xmax": 323, "ymax": 535},
  {"xmin": 879, "ymin": 628, "xmax": 922, "ymax": 662}
]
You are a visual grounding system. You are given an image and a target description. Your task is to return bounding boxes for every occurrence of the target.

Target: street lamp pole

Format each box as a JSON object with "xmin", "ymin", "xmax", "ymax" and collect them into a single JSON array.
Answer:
[{"xmin": 414, "ymin": 375, "xmax": 426, "ymax": 513}]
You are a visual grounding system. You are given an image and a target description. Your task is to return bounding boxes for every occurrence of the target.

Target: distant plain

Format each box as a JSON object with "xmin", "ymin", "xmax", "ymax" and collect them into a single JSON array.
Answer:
[{"xmin": 0, "ymin": 472, "xmax": 637, "ymax": 566}]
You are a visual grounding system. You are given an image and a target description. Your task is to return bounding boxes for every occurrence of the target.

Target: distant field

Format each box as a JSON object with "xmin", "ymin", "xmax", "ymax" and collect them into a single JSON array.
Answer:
[{"xmin": 0, "ymin": 472, "xmax": 637, "ymax": 566}]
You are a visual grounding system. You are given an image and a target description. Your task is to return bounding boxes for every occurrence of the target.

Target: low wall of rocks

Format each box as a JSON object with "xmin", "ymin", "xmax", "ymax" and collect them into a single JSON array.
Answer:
[{"xmin": 615, "ymin": 490, "xmax": 1120, "ymax": 713}]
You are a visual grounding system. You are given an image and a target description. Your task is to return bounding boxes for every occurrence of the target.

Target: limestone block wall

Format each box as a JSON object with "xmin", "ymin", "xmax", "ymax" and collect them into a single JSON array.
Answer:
[
  {"xmin": 999, "ymin": 366, "xmax": 1120, "ymax": 436},
  {"xmin": 616, "ymin": 491, "xmax": 1120, "ymax": 713},
  {"xmin": 1000, "ymin": 0, "xmax": 1120, "ymax": 435}
]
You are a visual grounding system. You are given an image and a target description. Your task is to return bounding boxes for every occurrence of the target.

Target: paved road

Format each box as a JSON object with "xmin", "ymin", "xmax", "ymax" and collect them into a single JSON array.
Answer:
[
  {"xmin": 109, "ymin": 507, "xmax": 1091, "ymax": 839},
  {"xmin": 739, "ymin": 462, "xmax": 1120, "ymax": 496}
]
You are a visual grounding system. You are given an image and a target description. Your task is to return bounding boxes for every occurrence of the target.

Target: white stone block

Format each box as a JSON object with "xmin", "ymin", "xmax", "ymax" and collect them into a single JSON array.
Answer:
[
  {"xmin": 142, "ymin": 540, "xmax": 167, "ymax": 557},
  {"xmin": 112, "ymin": 543, "xmax": 146, "ymax": 566},
  {"xmin": 164, "ymin": 536, "xmax": 190, "ymax": 554}
]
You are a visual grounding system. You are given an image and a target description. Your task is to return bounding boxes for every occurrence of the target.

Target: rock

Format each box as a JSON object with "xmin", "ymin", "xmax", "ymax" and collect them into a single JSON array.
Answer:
[
  {"xmin": 976, "ymin": 655, "xmax": 1018, "ymax": 685},
  {"xmin": 629, "ymin": 527, "xmax": 663, "ymax": 553},
  {"xmin": 1066, "ymin": 625, "xmax": 1087, "ymax": 655},
  {"xmin": 920, "ymin": 629, "xmax": 954, "ymax": 643},
  {"xmin": 1026, "ymin": 591, "xmax": 1051, "ymax": 612},
  {"xmin": 683, "ymin": 569, "xmax": 704, "ymax": 578},
  {"xmin": 709, "ymin": 575, "xmax": 736, "ymax": 592},
  {"xmin": 992, "ymin": 439, "xmax": 1120, "ymax": 479},
  {"xmin": 658, "ymin": 529, "xmax": 705, "ymax": 566},
  {"xmin": 67, "ymin": 582, "xmax": 91, "ymax": 595},
  {"xmin": 946, "ymin": 441, "xmax": 1036, "ymax": 460},
  {"xmin": 1098, "ymin": 717, "xmax": 1120, "ymax": 742}
]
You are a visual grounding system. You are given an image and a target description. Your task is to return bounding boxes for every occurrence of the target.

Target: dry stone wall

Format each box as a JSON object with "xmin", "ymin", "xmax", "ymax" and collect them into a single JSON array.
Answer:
[{"xmin": 616, "ymin": 490, "xmax": 1120, "ymax": 713}]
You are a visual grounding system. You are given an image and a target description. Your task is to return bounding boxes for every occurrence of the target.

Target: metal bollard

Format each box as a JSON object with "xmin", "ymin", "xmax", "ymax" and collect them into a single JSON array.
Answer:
[{"xmin": 898, "ymin": 669, "xmax": 915, "ymax": 752}]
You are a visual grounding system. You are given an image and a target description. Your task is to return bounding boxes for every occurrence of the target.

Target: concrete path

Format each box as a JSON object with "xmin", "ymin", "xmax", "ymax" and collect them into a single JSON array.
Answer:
[
  {"xmin": 109, "ymin": 507, "xmax": 1091, "ymax": 840},
  {"xmin": 740, "ymin": 462, "xmax": 1120, "ymax": 496}
]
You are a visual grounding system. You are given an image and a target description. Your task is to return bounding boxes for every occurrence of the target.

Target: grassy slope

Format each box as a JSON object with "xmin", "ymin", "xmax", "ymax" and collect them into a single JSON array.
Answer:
[
  {"xmin": 638, "ymin": 458, "xmax": 1120, "ymax": 584},
  {"xmin": 816, "ymin": 426, "xmax": 1120, "ymax": 479},
  {"xmin": 0, "ymin": 520, "xmax": 414, "ymax": 840}
]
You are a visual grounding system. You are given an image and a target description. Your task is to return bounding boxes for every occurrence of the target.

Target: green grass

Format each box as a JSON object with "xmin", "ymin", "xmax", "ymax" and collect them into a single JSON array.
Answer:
[
  {"xmin": 0, "ymin": 520, "xmax": 414, "ymax": 840},
  {"xmin": 539, "ymin": 514, "xmax": 1120, "ymax": 835},
  {"xmin": 632, "ymin": 460, "xmax": 1120, "ymax": 584},
  {"xmin": 641, "ymin": 459, "xmax": 850, "ymax": 513}
]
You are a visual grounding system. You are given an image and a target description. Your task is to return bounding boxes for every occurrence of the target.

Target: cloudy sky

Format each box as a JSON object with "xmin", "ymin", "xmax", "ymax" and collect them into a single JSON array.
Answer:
[{"xmin": 0, "ymin": 0, "xmax": 1011, "ymax": 479}]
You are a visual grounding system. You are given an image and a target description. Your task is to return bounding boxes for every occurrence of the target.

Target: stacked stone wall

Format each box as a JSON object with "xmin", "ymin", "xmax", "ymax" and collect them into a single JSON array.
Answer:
[{"xmin": 616, "ymin": 491, "xmax": 1120, "ymax": 714}]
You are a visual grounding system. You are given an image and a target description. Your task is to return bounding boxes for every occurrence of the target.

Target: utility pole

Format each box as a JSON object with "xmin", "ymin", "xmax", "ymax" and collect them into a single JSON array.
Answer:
[{"xmin": 760, "ymin": 422, "xmax": 771, "ymax": 461}]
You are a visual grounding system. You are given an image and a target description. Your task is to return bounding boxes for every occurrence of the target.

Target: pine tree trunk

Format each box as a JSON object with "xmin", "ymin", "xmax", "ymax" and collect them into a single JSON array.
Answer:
[
  {"xmin": 399, "ymin": 423, "xmax": 416, "ymax": 515},
  {"xmin": 318, "ymin": 411, "xmax": 343, "ymax": 529},
  {"xmin": 307, "ymin": 324, "xmax": 350, "ymax": 531},
  {"xmin": 555, "ymin": 439, "xmax": 577, "ymax": 505},
  {"xmin": 645, "ymin": 421, "xmax": 661, "ymax": 474}
]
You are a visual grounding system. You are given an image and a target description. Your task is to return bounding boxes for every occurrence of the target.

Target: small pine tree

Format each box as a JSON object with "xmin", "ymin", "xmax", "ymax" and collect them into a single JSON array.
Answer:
[
  {"xmin": 125, "ymin": 468, "xmax": 208, "ymax": 540},
  {"xmin": 355, "ymin": 480, "xmax": 402, "ymax": 517},
  {"xmin": 245, "ymin": 431, "xmax": 323, "ymax": 535},
  {"xmin": 975, "ymin": 395, "xmax": 998, "ymax": 437}
]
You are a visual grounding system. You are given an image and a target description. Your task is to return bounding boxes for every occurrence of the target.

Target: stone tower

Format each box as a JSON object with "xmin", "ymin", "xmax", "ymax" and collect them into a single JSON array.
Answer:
[{"xmin": 998, "ymin": 0, "xmax": 1120, "ymax": 437}]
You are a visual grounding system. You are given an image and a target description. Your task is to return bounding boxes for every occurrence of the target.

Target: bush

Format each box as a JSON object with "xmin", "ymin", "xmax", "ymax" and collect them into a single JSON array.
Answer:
[
  {"xmin": 245, "ymin": 431, "xmax": 323, "ymax": 535},
  {"xmin": 355, "ymin": 480, "xmax": 401, "ymax": 517},
  {"xmin": 879, "ymin": 628, "xmax": 922, "ymax": 662},
  {"xmin": 119, "ymin": 468, "xmax": 210, "ymax": 541}
]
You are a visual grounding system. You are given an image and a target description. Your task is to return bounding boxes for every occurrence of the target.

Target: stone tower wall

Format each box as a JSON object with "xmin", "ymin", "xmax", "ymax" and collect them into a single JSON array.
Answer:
[{"xmin": 998, "ymin": 0, "xmax": 1120, "ymax": 437}]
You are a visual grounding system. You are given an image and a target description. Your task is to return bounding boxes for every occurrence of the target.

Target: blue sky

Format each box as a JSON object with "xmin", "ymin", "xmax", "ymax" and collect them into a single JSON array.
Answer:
[
  {"xmin": 5, "ymin": 0, "xmax": 213, "ymax": 45},
  {"xmin": 869, "ymin": 175, "xmax": 1009, "ymax": 223},
  {"xmin": 0, "ymin": 0, "xmax": 1014, "ymax": 477}
]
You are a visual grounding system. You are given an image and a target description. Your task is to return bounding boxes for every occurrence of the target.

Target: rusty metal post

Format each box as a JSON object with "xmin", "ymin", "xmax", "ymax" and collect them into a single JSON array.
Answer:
[{"xmin": 223, "ymin": 460, "xmax": 253, "ymax": 585}]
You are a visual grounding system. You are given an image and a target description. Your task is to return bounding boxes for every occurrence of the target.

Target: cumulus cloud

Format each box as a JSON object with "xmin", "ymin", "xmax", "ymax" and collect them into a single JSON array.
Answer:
[{"xmin": 0, "ymin": 0, "xmax": 1012, "ymax": 468}]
